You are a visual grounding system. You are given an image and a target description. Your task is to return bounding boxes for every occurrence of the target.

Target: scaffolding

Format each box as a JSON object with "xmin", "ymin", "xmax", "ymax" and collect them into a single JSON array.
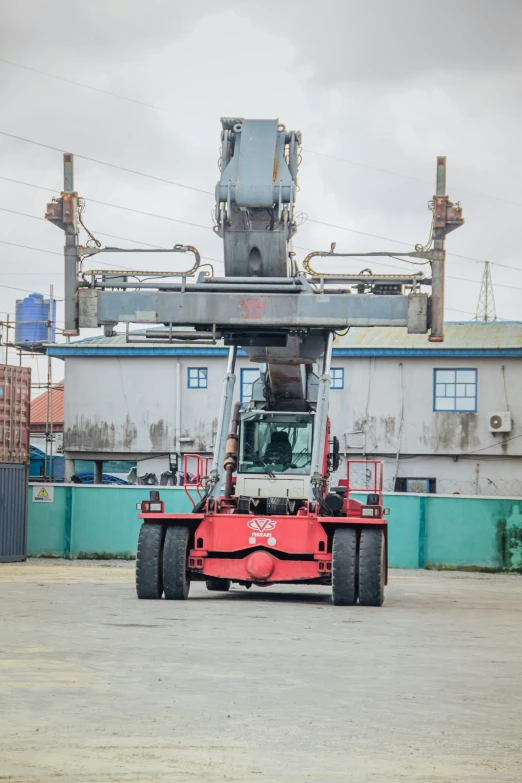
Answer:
[{"xmin": 0, "ymin": 285, "xmax": 60, "ymax": 481}]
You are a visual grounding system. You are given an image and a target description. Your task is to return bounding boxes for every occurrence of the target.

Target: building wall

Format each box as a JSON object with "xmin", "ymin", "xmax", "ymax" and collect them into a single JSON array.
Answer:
[
  {"xmin": 63, "ymin": 355, "xmax": 257, "ymax": 458},
  {"xmin": 331, "ymin": 356, "xmax": 520, "ymax": 456},
  {"xmin": 62, "ymin": 352, "xmax": 522, "ymax": 493},
  {"xmin": 329, "ymin": 356, "xmax": 522, "ymax": 493}
]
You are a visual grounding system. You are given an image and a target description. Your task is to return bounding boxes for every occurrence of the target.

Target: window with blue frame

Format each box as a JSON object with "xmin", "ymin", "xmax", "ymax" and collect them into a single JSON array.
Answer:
[
  {"xmin": 240, "ymin": 368, "xmax": 260, "ymax": 405},
  {"xmin": 434, "ymin": 368, "xmax": 477, "ymax": 412},
  {"xmin": 331, "ymin": 368, "xmax": 344, "ymax": 389},
  {"xmin": 187, "ymin": 367, "xmax": 208, "ymax": 389}
]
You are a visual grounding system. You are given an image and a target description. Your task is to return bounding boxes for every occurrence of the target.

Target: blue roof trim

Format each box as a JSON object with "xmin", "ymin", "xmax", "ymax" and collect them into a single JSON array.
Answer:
[
  {"xmin": 333, "ymin": 348, "xmax": 522, "ymax": 357},
  {"xmin": 48, "ymin": 346, "xmax": 248, "ymax": 357},
  {"xmin": 48, "ymin": 346, "xmax": 522, "ymax": 358}
]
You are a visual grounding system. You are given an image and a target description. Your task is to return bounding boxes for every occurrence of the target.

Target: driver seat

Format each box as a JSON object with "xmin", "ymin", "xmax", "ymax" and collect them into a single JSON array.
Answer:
[{"xmin": 264, "ymin": 431, "xmax": 293, "ymax": 466}]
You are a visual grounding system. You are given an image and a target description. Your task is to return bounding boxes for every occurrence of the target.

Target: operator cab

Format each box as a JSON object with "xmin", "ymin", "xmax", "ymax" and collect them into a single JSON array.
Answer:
[{"xmin": 236, "ymin": 411, "xmax": 314, "ymax": 502}]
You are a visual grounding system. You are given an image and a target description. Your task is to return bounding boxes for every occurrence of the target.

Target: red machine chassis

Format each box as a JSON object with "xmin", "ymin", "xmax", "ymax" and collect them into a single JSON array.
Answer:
[{"xmin": 138, "ymin": 459, "xmax": 388, "ymax": 587}]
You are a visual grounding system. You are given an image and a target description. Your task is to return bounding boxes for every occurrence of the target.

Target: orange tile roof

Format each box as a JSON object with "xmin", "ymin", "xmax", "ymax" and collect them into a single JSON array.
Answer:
[{"xmin": 30, "ymin": 382, "xmax": 64, "ymax": 429}]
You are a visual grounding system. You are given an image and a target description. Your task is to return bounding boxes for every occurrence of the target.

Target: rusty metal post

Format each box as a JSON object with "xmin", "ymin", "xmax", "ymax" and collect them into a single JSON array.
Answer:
[
  {"xmin": 429, "ymin": 156, "xmax": 447, "ymax": 342},
  {"xmin": 209, "ymin": 346, "xmax": 237, "ymax": 498},
  {"xmin": 224, "ymin": 401, "xmax": 241, "ymax": 498},
  {"xmin": 63, "ymin": 154, "xmax": 80, "ymax": 336}
]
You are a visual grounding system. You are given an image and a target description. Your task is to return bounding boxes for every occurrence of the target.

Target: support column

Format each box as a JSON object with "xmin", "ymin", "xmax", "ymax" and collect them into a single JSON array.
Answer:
[
  {"xmin": 309, "ymin": 332, "xmax": 334, "ymax": 499},
  {"xmin": 94, "ymin": 461, "xmax": 103, "ymax": 485},
  {"xmin": 209, "ymin": 347, "xmax": 237, "ymax": 497},
  {"xmin": 64, "ymin": 456, "xmax": 75, "ymax": 482}
]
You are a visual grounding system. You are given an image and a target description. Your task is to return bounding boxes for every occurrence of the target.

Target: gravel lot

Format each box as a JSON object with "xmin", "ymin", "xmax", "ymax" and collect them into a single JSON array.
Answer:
[{"xmin": 1, "ymin": 559, "xmax": 521, "ymax": 782}]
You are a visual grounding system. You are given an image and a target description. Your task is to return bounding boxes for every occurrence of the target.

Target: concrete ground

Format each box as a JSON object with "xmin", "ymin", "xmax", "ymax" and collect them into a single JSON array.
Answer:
[{"xmin": 0, "ymin": 561, "xmax": 521, "ymax": 783}]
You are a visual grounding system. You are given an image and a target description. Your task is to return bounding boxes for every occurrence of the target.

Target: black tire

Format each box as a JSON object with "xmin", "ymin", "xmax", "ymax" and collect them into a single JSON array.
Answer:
[
  {"xmin": 206, "ymin": 577, "xmax": 231, "ymax": 592},
  {"xmin": 163, "ymin": 526, "xmax": 191, "ymax": 600},
  {"xmin": 358, "ymin": 527, "xmax": 385, "ymax": 607},
  {"xmin": 136, "ymin": 523, "xmax": 165, "ymax": 599},
  {"xmin": 332, "ymin": 527, "xmax": 358, "ymax": 606}
]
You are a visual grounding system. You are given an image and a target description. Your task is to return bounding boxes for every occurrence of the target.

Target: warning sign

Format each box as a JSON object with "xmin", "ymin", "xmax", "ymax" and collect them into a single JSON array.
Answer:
[{"xmin": 32, "ymin": 486, "xmax": 54, "ymax": 503}]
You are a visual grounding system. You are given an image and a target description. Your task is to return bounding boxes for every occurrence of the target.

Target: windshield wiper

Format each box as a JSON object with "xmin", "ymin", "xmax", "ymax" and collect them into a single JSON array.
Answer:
[{"xmin": 255, "ymin": 452, "xmax": 276, "ymax": 479}]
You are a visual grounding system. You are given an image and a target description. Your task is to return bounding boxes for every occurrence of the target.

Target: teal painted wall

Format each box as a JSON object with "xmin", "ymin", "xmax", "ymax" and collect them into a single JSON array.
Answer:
[
  {"xmin": 27, "ymin": 485, "xmax": 522, "ymax": 570},
  {"xmin": 28, "ymin": 486, "xmax": 199, "ymax": 559},
  {"xmin": 27, "ymin": 487, "xmax": 67, "ymax": 557}
]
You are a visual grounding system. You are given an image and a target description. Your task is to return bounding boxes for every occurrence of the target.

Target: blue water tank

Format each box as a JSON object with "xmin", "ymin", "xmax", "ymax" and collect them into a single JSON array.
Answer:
[{"xmin": 15, "ymin": 293, "xmax": 56, "ymax": 345}]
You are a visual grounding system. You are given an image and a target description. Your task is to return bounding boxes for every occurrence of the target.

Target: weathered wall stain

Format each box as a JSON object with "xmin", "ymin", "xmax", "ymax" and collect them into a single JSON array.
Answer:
[
  {"xmin": 420, "ymin": 413, "xmax": 480, "ymax": 453},
  {"xmin": 149, "ymin": 419, "xmax": 168, "ymax": 450},
  {"xmin": 498, "ymin": 504, "xmax": 522, "ymax": 572},
  {"xmin": 382, "ymin": 416, "xmax": 396, "ymax": 447},
  {"xmin": 123, "ymin": 415, "xmax": 138, "ymax": 450},
  {"xmin": 65, "ymin": 418, "xmax": 118, "ymax": 450}
]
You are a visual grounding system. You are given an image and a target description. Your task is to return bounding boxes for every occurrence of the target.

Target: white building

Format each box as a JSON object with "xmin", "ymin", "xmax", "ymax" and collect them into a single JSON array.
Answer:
[{"xmin": 48, "ymin": 321, "xmax": 522, "ymax": 495}]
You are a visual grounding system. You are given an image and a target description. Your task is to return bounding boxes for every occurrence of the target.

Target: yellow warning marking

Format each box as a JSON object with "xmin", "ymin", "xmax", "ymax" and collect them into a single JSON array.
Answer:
[{"xmin": 36, "ymin": 487, "xmax": 49, "ymax": 498}]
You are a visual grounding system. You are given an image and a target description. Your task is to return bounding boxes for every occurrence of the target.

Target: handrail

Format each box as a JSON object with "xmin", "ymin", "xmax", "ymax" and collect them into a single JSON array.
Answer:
[{"xmin": 182, "ymin": 454, "xmax": 211, "ymax": 507}]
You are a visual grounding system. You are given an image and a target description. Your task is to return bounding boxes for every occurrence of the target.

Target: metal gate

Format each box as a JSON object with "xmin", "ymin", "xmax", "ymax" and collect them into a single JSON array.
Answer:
[{"xmin": 0, "ymin": 463, "xmax": 28, "ymax": 562}]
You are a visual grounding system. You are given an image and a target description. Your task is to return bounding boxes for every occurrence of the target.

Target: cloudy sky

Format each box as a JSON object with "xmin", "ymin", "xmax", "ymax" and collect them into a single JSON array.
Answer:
[{"xmin": 1, "ymin": 0, "xmax": 521, "ymax": 383}]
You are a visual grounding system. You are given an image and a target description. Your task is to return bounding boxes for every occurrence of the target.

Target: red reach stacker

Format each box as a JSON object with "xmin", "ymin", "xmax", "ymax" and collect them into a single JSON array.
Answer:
[
  {"xmin": 44, "ymin": 117, "xmax": 463, "ymax": 606},
  {"xmin": 136, "ymin": 398, "xmax": 389, "ymax": 606}
]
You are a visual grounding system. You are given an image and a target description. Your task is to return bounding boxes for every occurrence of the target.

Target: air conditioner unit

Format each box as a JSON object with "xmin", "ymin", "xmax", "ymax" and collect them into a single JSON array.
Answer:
[{"xmin": 488, "ymin": 412, "xmax": 512, "ymax": 433}]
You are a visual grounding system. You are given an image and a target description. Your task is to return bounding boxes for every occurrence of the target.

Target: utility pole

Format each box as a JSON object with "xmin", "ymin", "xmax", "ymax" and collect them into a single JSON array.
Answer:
[
  {"xmin": 474, "ymin": 261, "xmax": 497, "ymax": 322},
  {"xmin": 45, "ymin": 154, "xmax": 80, "ymax": 335}
]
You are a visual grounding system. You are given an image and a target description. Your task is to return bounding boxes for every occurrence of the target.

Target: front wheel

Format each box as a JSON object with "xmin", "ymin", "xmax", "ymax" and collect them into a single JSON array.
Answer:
[
  {"xmin": 136, "ymin": 523, "xmax": 165, "ymax": 600},
  {"xmin": 332, "ymin": 527, "xmax": 358, "ymax": 606},
  {"xmin": 358, "ymin": 527, "xmax": 385, "ymax": 607},
  {"xmin": 163, "ymin": 526, "xmax": 191, "ymax": 600}
]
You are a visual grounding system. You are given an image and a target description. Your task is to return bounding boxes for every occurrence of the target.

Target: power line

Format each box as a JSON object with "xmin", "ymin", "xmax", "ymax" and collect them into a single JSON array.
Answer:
[
  {"xmin": 0, "ymin": 55, "xmax": 517, "ymax": 209},
  {"xmin": 0, "ymin": 130, "xmax": 214, "ymax": 196},
  {"xmin": 0, "ymin": 279, "xmax": 63, "ymax": 298},
  {"xmin": 2, "ymin": 204, "xmax": 522, "ymax": 294},
  {"xmin": 0, "ymin": 238, "xmax": 61, "ymax": 256},
  {"xmin": 0, "ymin": 231, "xmax": 223, "ymax": 274},
  {"xmin": 0, "ymin": 239, "xmax": 505, "ymax": 318},
  {"xmin": 2, "ymin": 173, "xmax": 522, "ymax": 274},
  {"xmin": 0, "ymin": 175, "xmax": 214, "ymax": 233},
  {"xmin": 0, "ymin": 57, "xmax": 173, "ymax": 116},
  {"xmin": 303, "ymin": 148, "xmax": 522, "ymax": 209}
]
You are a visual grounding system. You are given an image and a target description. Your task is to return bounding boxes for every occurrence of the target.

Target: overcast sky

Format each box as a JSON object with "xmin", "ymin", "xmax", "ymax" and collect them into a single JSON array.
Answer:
[{"xmin": 1, "ymin": 0, "xmax": 521, "ymax": 383}]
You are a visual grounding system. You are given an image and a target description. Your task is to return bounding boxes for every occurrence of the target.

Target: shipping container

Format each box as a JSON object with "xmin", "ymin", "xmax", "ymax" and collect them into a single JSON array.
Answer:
[
  {"xmin": 0, "ymin": 463, "xmax": 28, "ymax": 562},
  {"xmin": 0, "ymin": 365, "xmax": 31, "ymax": 464}
]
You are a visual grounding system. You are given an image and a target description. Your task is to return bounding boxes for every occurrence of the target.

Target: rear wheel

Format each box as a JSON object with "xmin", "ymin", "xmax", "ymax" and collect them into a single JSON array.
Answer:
[
  {"xmin": 136, "ymin": 523, "xmax": 165, "ymax": 599},
  {"xmin": 332, "ymin": 527, "xmax": 358, "ymax": 606},
  {"xmin": 206, "ymin": 577, "xmax": 231, "ymax": 592},
  {"xmin": 163, "ymin": 525, "xmax": 191, "ymax": 600},
  {"xmin": 358, "ymin": 527, "xmax": 385, "ymax": 607}
]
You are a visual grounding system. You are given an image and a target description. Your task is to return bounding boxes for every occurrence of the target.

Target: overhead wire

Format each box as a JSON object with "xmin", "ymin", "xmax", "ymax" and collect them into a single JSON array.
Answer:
[
  {"xmin": 1, "ymin": 205, "xmax": 520, "ymax": 297},
  {"xmin": 0, "ymin": 136, "xmax": 518, "ymax": 315},
  {"xmin": 0, "ymin": 55, "xmax": 518, "ymax": 208},
  {"xmin": 0, "ymin": 131, "xmax": 213, "ymax": 196},
  {"xmin": 0, "ymin": 57, "xmax": 174, "ymax": 116},
  {"xmin": 2, "ymin": 174, "xmax": 521, "ymax": 274},
  {"xmin": 302, "ymin": 148, "xmax": 522, "ymax": 209}
]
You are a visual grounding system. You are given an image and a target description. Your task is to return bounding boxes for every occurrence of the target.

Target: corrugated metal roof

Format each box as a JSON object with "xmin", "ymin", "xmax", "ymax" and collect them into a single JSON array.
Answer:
[
  {"xmin": 56, "ymin": 328, "xmax": 177, "ymax": 349},
  {"xmin": 334, "ymin": 322, "xmax": 522, "ymax": 350},
  {"xmin": 47, "ymin": 322, "xmax": 522, "ymax": 358}
]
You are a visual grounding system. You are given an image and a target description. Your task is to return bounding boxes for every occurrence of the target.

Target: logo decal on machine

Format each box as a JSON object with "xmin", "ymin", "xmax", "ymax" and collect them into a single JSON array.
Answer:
[
  {"xmin": 248, "ymin": 518, "xmax": 277, "ymax": 532},
  {"xmin": 238, "ymin": 298, "xmax": 266, "ymax": 319}
]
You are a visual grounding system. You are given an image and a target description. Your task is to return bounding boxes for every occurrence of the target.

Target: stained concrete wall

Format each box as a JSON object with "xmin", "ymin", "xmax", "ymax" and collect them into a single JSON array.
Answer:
[
  {"xmin": 26, "ymin": 484, "xmax": 522, "ymax": 571},
  {"xmin": 62, "ymin": 353, "xmax": 522, "ymax": 492},
  {"xmin": 64, "ymin": 355, "xmax": 268, "ymax": 460},
  {"xmin": 332, "ymin": 356, "xmax": 521, "ymax": 457}
]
